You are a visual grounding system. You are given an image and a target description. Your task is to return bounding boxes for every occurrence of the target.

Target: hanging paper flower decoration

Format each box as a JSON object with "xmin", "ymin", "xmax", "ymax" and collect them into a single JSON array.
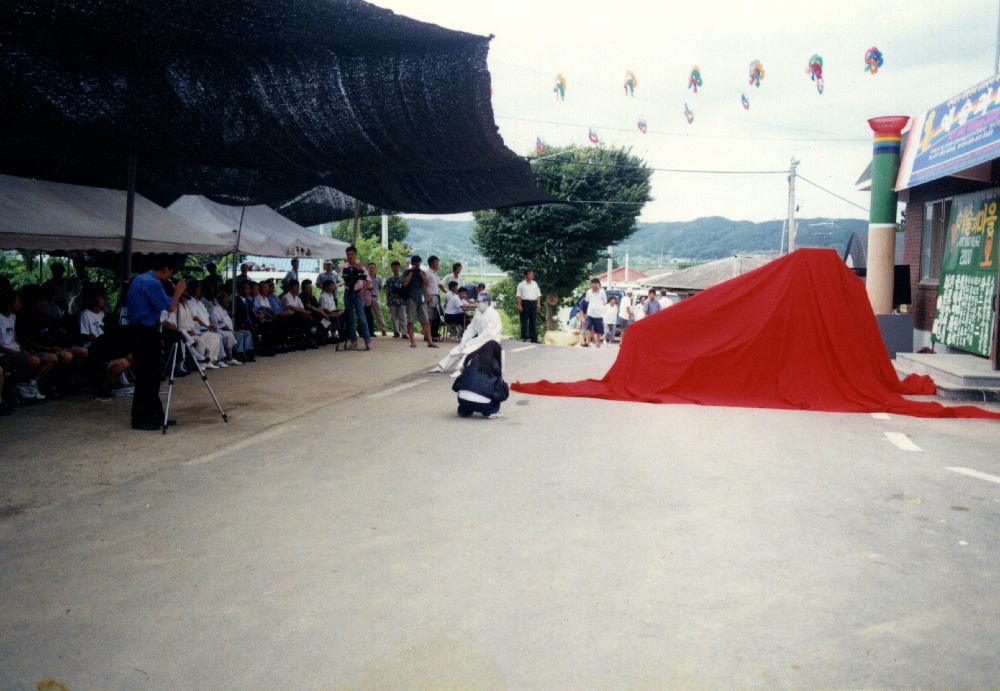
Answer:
[
  {"xmin": 865, "ymin": 47, "xmax": 884, "ymax": 74},
  {"xmin": 806, "ymin": 54, "xmax": 824, "ymax": 94},
  {"xmin": 637, "ymin": 117, "xmax": 648, "ymax": 134},
  {"xmin": 741, "ymin": 93, "xmax": 750, "ymax": 111},
  {"xmin": 535, "ymin": 136, "xmax": 546, "ymax": 154},
  {"xmin": 553, "ymin": 73, "xmax": 567, "ymax": 101},
  {"xmin": 688, "ymin": 66, "xmax": 703, "ymax": 93},
  {"xmin": 748, "ymin": 60, "xmax": 765, "ymax": 88},
  {"xmin": 683, "ymin": 103, "xmax": 694, "ymax": 124},
  {"xmin": 588, "ymin": 127, "xmax": 600, "ymax": 144},
  {"xmin": 624, "ymin": 70, "xmax": 638, "ymax": 97}
]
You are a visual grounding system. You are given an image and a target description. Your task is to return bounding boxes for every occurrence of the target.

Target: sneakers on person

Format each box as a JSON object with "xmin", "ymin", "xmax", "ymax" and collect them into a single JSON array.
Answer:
[
  {"xmin": 427, "ymin": 365, "xmax": 444, "ymax": 373},
  {"xmin": 15, "ymin": 382, "xmax": 36, "ymax": 400},
  {"xmin": 487, "ymin": 412, "xmax": 503, "ymax": 419},
  {"xmin": 203, "ymin": 361, "xmax": 220, "ymax": 370},
  {"xmin": 29, "ymin": 380, "xmax": 47, "ymax": 400},
  {"xmin": 226, "ymin": 358, "xmax": 243, "ymax": 366},
  {"xmin": 215, "ymin": 360, "xmax": 229, "ymax": 368}
]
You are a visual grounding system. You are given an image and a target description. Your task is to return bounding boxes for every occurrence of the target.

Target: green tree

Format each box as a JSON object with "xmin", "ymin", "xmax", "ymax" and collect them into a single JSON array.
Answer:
[
  {"xmin": 473, "ymin": 145, "xmax": 652, "ymax": 329},
  {"xmin": 333, "ymin": 215, "xmax": 410, "ymax": 245}
]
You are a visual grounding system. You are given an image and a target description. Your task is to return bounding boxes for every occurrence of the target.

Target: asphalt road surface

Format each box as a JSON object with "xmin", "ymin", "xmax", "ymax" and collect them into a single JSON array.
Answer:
[{"xmin": 1, "ymin": 341, "xmax": 999, "ymax": 689}]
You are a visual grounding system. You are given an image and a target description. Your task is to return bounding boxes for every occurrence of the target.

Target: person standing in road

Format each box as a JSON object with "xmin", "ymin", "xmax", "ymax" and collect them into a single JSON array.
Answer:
[
  {"xmin": 366, "ymin": 262, "xmax": 387, "ymax": 337},
  {"xmin": 583, "ymin": 278, "xmax": 607, "ymax": 348},
  {"xmin": 645, "ymin": 288, "xmax": 661, "ymax": 316},
  {"xmin": 515, "ymin": 268, "xmax": 542, "ymax": 343},
  {"xmin": 125, "ymin": 256, "xmax": 186, "ymax": 430},
  {"xmin": 618, "ymin": 289, "xmax": 634, "ymax": 333},
  {"xmin": 423, "ymin": 256, "xmax": 443, "ymax": 342},
  {"xmin": 402, "ymin": 255, "xmax": 436, "ymax": 349},
  {"xmin": 340, "ymin": 247, "xmax": 372, "ymax": 351},
  {"xmin": 385, "ymin": 261, "xmax": 407, "ymax": 338}
]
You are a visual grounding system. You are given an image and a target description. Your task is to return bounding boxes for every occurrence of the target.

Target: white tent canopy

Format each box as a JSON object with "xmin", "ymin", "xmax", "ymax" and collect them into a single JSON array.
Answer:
[
  {"xmin": 167, "ymin": 195, "xmax": 350, "ymax": 259},
  {"xmin": 0, "ymin": 174, "xmax": 232, "ymax": 254}
]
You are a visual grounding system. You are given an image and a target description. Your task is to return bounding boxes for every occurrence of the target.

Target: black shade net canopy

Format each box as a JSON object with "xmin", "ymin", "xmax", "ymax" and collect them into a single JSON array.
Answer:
[{"xmin": 0, "ymin": 0, "xmax": 552, "ymax": 223}]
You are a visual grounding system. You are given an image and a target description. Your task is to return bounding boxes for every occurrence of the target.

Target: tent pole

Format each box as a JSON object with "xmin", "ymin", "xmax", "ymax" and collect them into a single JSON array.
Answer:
[
  {"xmin": 120, "ymin": 154, "xmax": 137, "ymax": 294},
  {"xmin": 231, "ymin": 205, "xmax": 247, "ymax": 316},
  {"xmin": 352, "ymin": 199, "xmax": 361, "ymax": 245}
]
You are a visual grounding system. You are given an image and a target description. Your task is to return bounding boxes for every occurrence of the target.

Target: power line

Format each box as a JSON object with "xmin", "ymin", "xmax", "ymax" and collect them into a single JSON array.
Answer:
[
  {"xmin": 499, "ymin": 114, "xmax": 864, "ymax": 144},
  {"xmin": 797, "ymin": 174, "xmax": 870, "ymax": 213}
]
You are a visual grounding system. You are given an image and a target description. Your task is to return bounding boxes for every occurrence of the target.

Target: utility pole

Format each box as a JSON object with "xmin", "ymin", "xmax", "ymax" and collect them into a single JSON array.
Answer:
[
  {"xmin": 995, "ymin": 0, "xmax": 1000, "ymax": 74},
  {"xmin": 606, "ymin": 245, "xmax": 614, "ymax": 289},
  {"xmin": 786, "ymin": 158, "xmax": 799, "ymax": 253},
  {"xmin": 624, "ymin": 249, "xmax": 630, "ymax": 285},
  {"xmin": 779, "ymin": 218, "xmax": 787, "ymax": 255},
  {"xmin": 381, "ymin": 213, "xmax": 389, "ymax": 250}
]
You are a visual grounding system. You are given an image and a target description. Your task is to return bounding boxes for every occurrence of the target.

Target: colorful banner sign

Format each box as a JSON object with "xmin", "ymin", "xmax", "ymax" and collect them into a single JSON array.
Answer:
[
  {"xmin": 897, "ymin": 73, "xmax": 1000, "ymax": 190},
  {"xmin": 932, "ymin": 189, "xmax": 999, "ymax": 356}
]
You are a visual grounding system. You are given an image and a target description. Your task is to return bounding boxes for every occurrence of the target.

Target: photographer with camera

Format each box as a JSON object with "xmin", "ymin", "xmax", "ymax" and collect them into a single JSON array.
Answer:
[
  {"xmin": 340, "ymin": 246, "xmax": 372, "ymax": 351},
  {"xmin": 125, "ymin": 256, "xmax": 186, "ymax": 431}
]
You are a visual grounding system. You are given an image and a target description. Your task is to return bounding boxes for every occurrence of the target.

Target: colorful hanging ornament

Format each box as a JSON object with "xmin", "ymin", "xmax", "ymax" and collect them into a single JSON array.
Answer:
[
  {"xmin": 806, "ymin": 54, "xmax": 824, "ymax": 94},
  {"xmin": 553, "ymin": 73, "xmax": 567, "ymax": 101},
  {"xmin": 535, "ymin": 136, "xmax": 546, "ymax": 154},
  {"xmin": 748, "ymin": 60, "xmax": 765, "ymax": 88},
  {"xmin": 624, "ymin": 70, "xmax": 637, "ymax": 97},
  {"xmin": 688, "ymin": 66, "xmax": 703, "ymax": 93},
  {"xmin": 637, "ymin": 117, "xmax": 648, "ymax": 134},
  {"xmin": 865, "ymin": 46, "xmax": 884, "ymax": 74},
  {"xmin": 683, "ymin": 103, "xmax": 694, "ymax": 124},
  {"xmin": 741, "ymin": 93, "xmax": 750, "ymax": 111},
  {"xmin": 588, "ymin": 127, "xmax": 600, "ymax": 144}
]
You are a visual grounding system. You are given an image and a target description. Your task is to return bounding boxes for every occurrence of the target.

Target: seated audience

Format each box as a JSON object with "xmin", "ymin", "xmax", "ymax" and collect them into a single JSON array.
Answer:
[
  {"xmin": 79, "ymin": 286, "xmax": 133, "ymax": 397},
  {"xmin": 211, "ymin": 288, "xmax": 252, "ymax": 363},
  {"xmin": 0, "ymin": 290, "xmax": 57, "ymax": 400},
  {"xmin": 178, "ymin": 280, "xmax": 225, "ymax": 369}
]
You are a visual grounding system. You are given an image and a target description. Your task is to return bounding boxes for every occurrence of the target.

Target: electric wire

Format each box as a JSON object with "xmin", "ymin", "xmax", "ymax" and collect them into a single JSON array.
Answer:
[{"xmin": 797, "ymin": 174, "xmax": 870, "ymax": 213}]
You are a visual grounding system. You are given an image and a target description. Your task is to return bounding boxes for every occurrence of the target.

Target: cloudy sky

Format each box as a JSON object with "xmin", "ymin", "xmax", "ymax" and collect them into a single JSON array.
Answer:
[{"xmin": 381, "ymin": 0, "xmax": 997, "ymax": 223}]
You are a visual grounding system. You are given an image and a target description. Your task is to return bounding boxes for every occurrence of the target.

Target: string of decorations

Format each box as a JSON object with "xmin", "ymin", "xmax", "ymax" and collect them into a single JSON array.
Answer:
[{"xmin": 518, "ymin": 46, "xmax": 884, "ymax": 147}]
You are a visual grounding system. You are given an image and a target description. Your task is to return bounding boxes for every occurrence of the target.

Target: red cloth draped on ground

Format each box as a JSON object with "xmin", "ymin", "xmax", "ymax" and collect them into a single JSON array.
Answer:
[{"xmin": 513, "ymin": 249, "xmax": 1000, "ymax": 420}]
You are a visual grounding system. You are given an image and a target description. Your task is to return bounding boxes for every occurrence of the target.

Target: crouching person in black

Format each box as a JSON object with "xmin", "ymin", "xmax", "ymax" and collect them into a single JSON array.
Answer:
[{"xmin": 451, "ymin": 340, "xmax": 508, "ymax": 419}]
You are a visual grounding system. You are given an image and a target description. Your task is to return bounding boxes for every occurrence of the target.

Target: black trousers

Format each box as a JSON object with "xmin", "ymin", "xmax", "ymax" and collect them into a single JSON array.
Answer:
[
  {"xmin": 129, "ymin": 325, "xmax": 164, "ymax": 427},
  {"xmin": 457, "ymin": 397, "xmax": 500, "ymax": 417},
  {"xmin": 520, "ymin": 301, "xmax": 538, "ymax": 341}
]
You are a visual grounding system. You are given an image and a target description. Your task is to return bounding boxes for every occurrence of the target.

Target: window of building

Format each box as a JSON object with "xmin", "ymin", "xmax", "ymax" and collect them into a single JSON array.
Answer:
[{"xmin": 920, "ymin": 198, "xmax": 951, "ymax": 283}]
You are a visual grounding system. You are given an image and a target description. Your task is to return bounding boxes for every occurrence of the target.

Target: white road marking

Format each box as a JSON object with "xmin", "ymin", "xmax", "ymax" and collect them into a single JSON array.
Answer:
[
  {"xmin": 945, "ymin": 466, "xmax": 1000, "ymax": 485},
  {"xmin": 369, "ymin": 379, "xmax": 427, "ymax": 399},
  {"xmin": 184, "ymin": 425, "xmax": 297, "ymax": 466},
  {"xmin": 870, "ymin": 412, "xmax": 891, "ymax": 420},
  {"xmin": 510, "ymin": 345, "xmax": 538, "ymax": 353},
  {"xmin": 884, "ymin": 432, "xmax": 922, "ymax": 452}
]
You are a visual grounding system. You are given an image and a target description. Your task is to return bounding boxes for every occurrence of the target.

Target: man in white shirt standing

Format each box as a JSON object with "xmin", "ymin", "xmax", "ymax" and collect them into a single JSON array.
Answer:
[
  {"xmin": 618, "ymin": 289, "xmax": 634, "ymax": 333},
  {"xmin": 515, "ymin": 268, "xmax": 542, "ymax": 343},
  {"xmin": 423, "ymin": 256, "xmax": 443, "ymax": 341},
  {"xmin": 583, "ymin": 278, "xmax": 607, "ymax": 348}
]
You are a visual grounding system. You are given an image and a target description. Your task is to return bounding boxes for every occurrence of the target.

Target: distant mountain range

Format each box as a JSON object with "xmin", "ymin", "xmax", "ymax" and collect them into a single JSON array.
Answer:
[{"xmin": 404, "ymin": 216, "xmax": 868, "ymax": 267}]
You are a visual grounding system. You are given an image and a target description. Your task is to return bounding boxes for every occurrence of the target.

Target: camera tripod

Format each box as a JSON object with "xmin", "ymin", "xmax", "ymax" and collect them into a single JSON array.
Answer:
[{"xmin": 162, "ymin": 340, "xmax": 228, "ymax": 434}]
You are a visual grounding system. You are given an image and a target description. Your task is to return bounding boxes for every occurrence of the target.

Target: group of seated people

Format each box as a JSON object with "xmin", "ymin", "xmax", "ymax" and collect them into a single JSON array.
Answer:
[{"xmin": 0, "ymin": 264, "xmax": 132, "ymax": 415}]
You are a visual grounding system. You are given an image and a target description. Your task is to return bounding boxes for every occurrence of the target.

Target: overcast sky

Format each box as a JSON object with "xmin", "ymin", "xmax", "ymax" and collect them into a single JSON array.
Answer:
[{"xmin": 381, "ymin": 0, "xmax": 998, "ymax": 223}]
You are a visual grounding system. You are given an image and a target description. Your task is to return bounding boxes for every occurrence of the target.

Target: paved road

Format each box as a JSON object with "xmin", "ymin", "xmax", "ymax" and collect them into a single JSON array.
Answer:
[{"xmin": 2, "ymin": 342, "xmax": 999, "ymax": 689}]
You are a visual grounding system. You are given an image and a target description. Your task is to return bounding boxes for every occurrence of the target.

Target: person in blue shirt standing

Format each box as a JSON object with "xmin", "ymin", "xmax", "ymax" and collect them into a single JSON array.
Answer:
[{"xmin": 126, "ymin": 256, "xmax": 186, "ymax": 431}]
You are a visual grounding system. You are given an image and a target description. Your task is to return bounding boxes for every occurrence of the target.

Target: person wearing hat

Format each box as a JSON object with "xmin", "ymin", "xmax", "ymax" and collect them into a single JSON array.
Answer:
[{"xmin": 427, "ymin": 291, "xmax": 501, "ymax": 373}]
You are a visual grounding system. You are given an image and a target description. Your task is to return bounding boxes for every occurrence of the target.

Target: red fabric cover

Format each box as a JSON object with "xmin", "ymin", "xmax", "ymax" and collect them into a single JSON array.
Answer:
[{"xmin": 513, "ymin": 249, "xmax": 1000, "ymax": 420}]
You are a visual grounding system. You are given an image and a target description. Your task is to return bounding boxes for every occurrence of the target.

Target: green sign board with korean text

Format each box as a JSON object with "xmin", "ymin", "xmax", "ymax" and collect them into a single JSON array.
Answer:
[{"xmin": 932, "ymin": 189, "xmax": 999, "ymax": 356}]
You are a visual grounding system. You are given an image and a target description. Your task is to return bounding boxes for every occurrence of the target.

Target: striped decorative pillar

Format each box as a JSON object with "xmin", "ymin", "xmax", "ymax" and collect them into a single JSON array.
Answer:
[{"xmin": 866, "ymin": 116, "xmax": 910, "ymax": 314}]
